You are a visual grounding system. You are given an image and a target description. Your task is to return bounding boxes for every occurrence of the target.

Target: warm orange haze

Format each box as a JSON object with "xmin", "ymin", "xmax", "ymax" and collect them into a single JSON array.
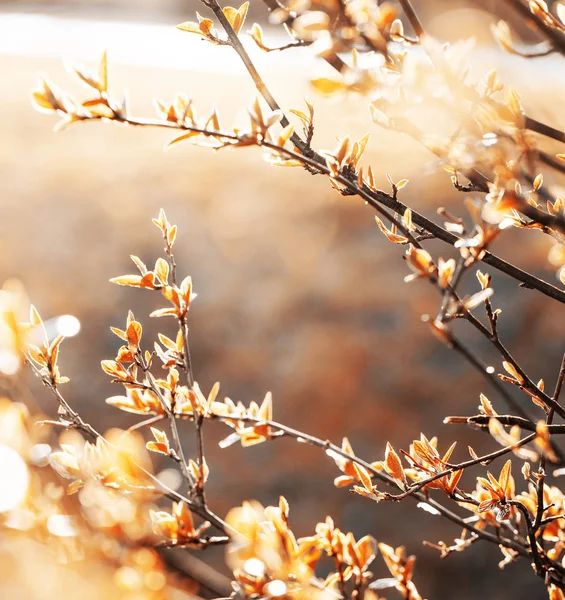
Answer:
[{"xmin": 3, "ymin": 1, "xmax": 565, "ymax": 599}]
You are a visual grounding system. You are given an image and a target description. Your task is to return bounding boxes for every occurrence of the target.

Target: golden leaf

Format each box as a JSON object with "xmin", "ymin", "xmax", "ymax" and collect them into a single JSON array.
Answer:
[
  {"xmin": 476, "ymin": 270, "xmax": 490, "ymax": 290},
  {"xmin": 70, "ymin": 64, "xmax": 103, "ymax": 92},
  {"xmin": 279, "ymin": 495, "xmax": 289, "ymax": 518},
  {"xmin": 507, "ymin": 88, "xmax": 523, "ymax": 119},
  {"xmin": 49, "ymin": 335, "xmax": 64, "ymax": 364},
  {"xmin": 205, "ymin": 109, "xmax": 221, "ymax": 131},
  {"xmin": 177, "ymin": 21, "xmax": 205, "ymax": 35},
  {"xmin": 101, "ymin": 360, "xmax": 128, "ymax": 379},
  {"xmin": 109, "ymin": 274, "xmax": 144, "ymax": 287},
  {"xmin": 249, "ymin": 23, "xmax": 267, "ymax": 50},
  {"xmin": 277, "ymin": 124, "xmax": 294, "ymax": 146},
  {"xmin": 154, "ymin": 258, "xmax": 170, "ymax": 285},
  {"xmin": 150, "ymin": 308, "xmax": 179, "ymax": 318},
  {"xmin": 105, "ymin": 395, "xmax": 149, "ymax": 415},
  {"xmin": 98, "ymin": 50, "xmax": 108, "ymax": 94},
  {"xmin": 147, "ymin": 427, "xmax": 170, "ymax": 455},
  {"xmin": 479, "ymin": 393, "xmax": 496, "ymax": 416},
  {"xmin": 502, "ymin": 361, "xmax": 524, "ymax": 384},
  {"xmin": 180, "ymin": 275, "xmax": 193, "ymax": 305},
  {"xmin": 111, "ymin": 327, "xmax": 127, "ymax": 341},
  {"xmin": 549, "ymin": 584, "xmax": 565, "ymax": 600},
  {"xmin": 468, "ymin": 446, "xmax": 479, "ymax": 460},
  {"xmin": 158, "ymin": 333, "xmax": 176, "ymax": 350},
  {"xmin": 311, "ymin": 78, "xmax": 345, "ymax": 95},
  {"xmin": 166, "ymin": 130, "xmax": 203, "ymax": 149},
  {"xmin": 167, "ymin": 225, "xmax": 178, "ymax": 247},
  {"xmin": 29, "ymin": 305, "xmax": 43, "ymax": 327},
  {"xmin": 448, "ymin": 468, "xmax": 463, "ymax": 493},
  {"xmin": 498, "ymin": 459, "xmax": 512, "ymax": 496},
  {"xmin": 375, "ymin": 216, "xmax": 408, "ymax": 244},
  {"xmin": 390, "ymin": 18, "xmax": 404, "ymax": 40},
  {"xmin": 232, "ymin": 2, "xmax": 250, "ymax": 35},
  {"xmin": 32, "ymin": 91, "xmax": 56, "ymax": 112},
  {"xmin": 290, "ymin": 109, "xmax": 309, "ymax": 124}
]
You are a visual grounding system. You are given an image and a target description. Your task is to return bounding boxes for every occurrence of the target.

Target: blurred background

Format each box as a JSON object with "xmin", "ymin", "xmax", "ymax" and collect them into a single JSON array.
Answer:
[{"xmin": 1, "ymin": 0, "xmax": 565, "ymax": 598}]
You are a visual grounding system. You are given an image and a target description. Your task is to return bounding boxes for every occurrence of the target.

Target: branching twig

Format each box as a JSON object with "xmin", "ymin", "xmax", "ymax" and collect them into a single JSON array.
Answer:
[
  {"xmin": 74, "ymin": 112, "xmax": 565, "ymax": 306},
  {"xmin": 503, "ymin": 0, "xmax": 565, "ymax": 57}
]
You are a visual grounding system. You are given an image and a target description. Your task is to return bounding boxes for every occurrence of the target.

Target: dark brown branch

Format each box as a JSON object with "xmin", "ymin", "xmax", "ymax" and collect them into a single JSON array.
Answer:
[
  {"xmin": 153, "ymin": 535, "xmax": 229, "ymax": 549},
  {"xmin": 446, "ymin": 414, "xmax": 565, "ymax": 433},
  {"xmin": 503, "ymin": 0, "xmax": 565, "ymax": 57},
  {"xmin": 70, "ymin": 107, "xmax": 565, "ymax": 307},
  {"xmin": 400, "ymin": 120, "xmax": 565, "ymax": 238},
  {"xmin": 464, "ymin": 312, "xmax": 565, "ymax": 421},
  {"xmin": 222, "ymin": 414, "xmax": 530, "ymax": 557},
  {"xmin": 449, "ymin": 333, "xmax": 532, "ymax": 420},
  {"xmin": 258, "ymin": 0, "xmax": 348, "ymax": 72},
  {"xmin": 539, "ymin": 149, "xmax": 565, "ymax": 177},
  {"xmin": 526, "ymin": 116, "xmax": 565, "ymax": 145},
  {"xmin": 534, "ymin": 354, "xmax": 565, "ymax": 532},
  {"xmin": 398, "ymin": 0, "xmax": 425, "ymax": 39},
  {"xmin": 509, "ymin": 500, "xmax": 546, "ymax": 578},
  {"xmin": 158, "ymin": 549, "xmax": 233, "ymax": 598}
]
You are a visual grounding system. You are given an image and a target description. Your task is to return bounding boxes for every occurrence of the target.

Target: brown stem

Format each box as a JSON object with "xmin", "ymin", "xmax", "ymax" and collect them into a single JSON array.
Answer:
[
  {"xmin": 153, "ymin": 535, "xmax": 230, "ymax": 549},
  {"xmin": 526, "ymin": 116, "xmax": 565, "ymax": 145},
  {"xmin": 398, "ymin": 0, "xmax": 425, "ymax": 39},
  {"xmin": 146, "ymin": 369, "xmax": 195, "ymax": 490},
  {"xmin": 465, "ymin": 312, "xmax": 565, "ymax": 422},
  {"xmin": 535, "ymin": 353, "xmax": 565, "ymax": 531},
  {"xmin": 508, "ymin": 500, "xmax": 545, "ymax": 578},
  {"xmin": 447, "ymin": 414, "xmax": 565, "ymax": 434},
  {"xmin": 448, "ymin": 332, "xmax": 532, "ymax": 421},
  {"xmin": 503, "ymin": 0, "xmax": 565, "ymax": 56}
]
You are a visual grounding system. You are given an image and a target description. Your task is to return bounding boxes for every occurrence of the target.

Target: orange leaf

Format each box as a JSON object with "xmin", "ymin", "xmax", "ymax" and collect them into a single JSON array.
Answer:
[
  {"xmin": 311, "ymin": 78, "xmax": 345, "ymax": 95},
  {"xmin": 353, "ymin": 462, "xmax": 373, "ymax": 491},
  {"xmin": 385, "ymin": 442, "xmax": 405, "ymax": 483}
]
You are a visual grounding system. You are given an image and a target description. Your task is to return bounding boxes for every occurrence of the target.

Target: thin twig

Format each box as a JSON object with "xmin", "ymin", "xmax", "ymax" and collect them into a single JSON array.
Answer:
[
  {"xmin": 465, "ymin": 312, "xmax": 565, "ymax": 422},
  {"xmin": 201, "ymin": 0, "xmax": 317, "ymax": 158},
  {"xmin": 32, "ymin": 362, "xmax": 232, "ymax": 534},
  {"xmin": 398, "ymin": 0, "xmax": 425, "ymax": 39},
  {"xmin": 503, "ymin": 0, "xmax": 565, "ymax": 57},
  {"xmin": 446, "ymin": 414, "xmax": 565, "ymax": 434},
  {"xmin": 212, "ymin": 414, "xmax": 530, "ymax": 557}
]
